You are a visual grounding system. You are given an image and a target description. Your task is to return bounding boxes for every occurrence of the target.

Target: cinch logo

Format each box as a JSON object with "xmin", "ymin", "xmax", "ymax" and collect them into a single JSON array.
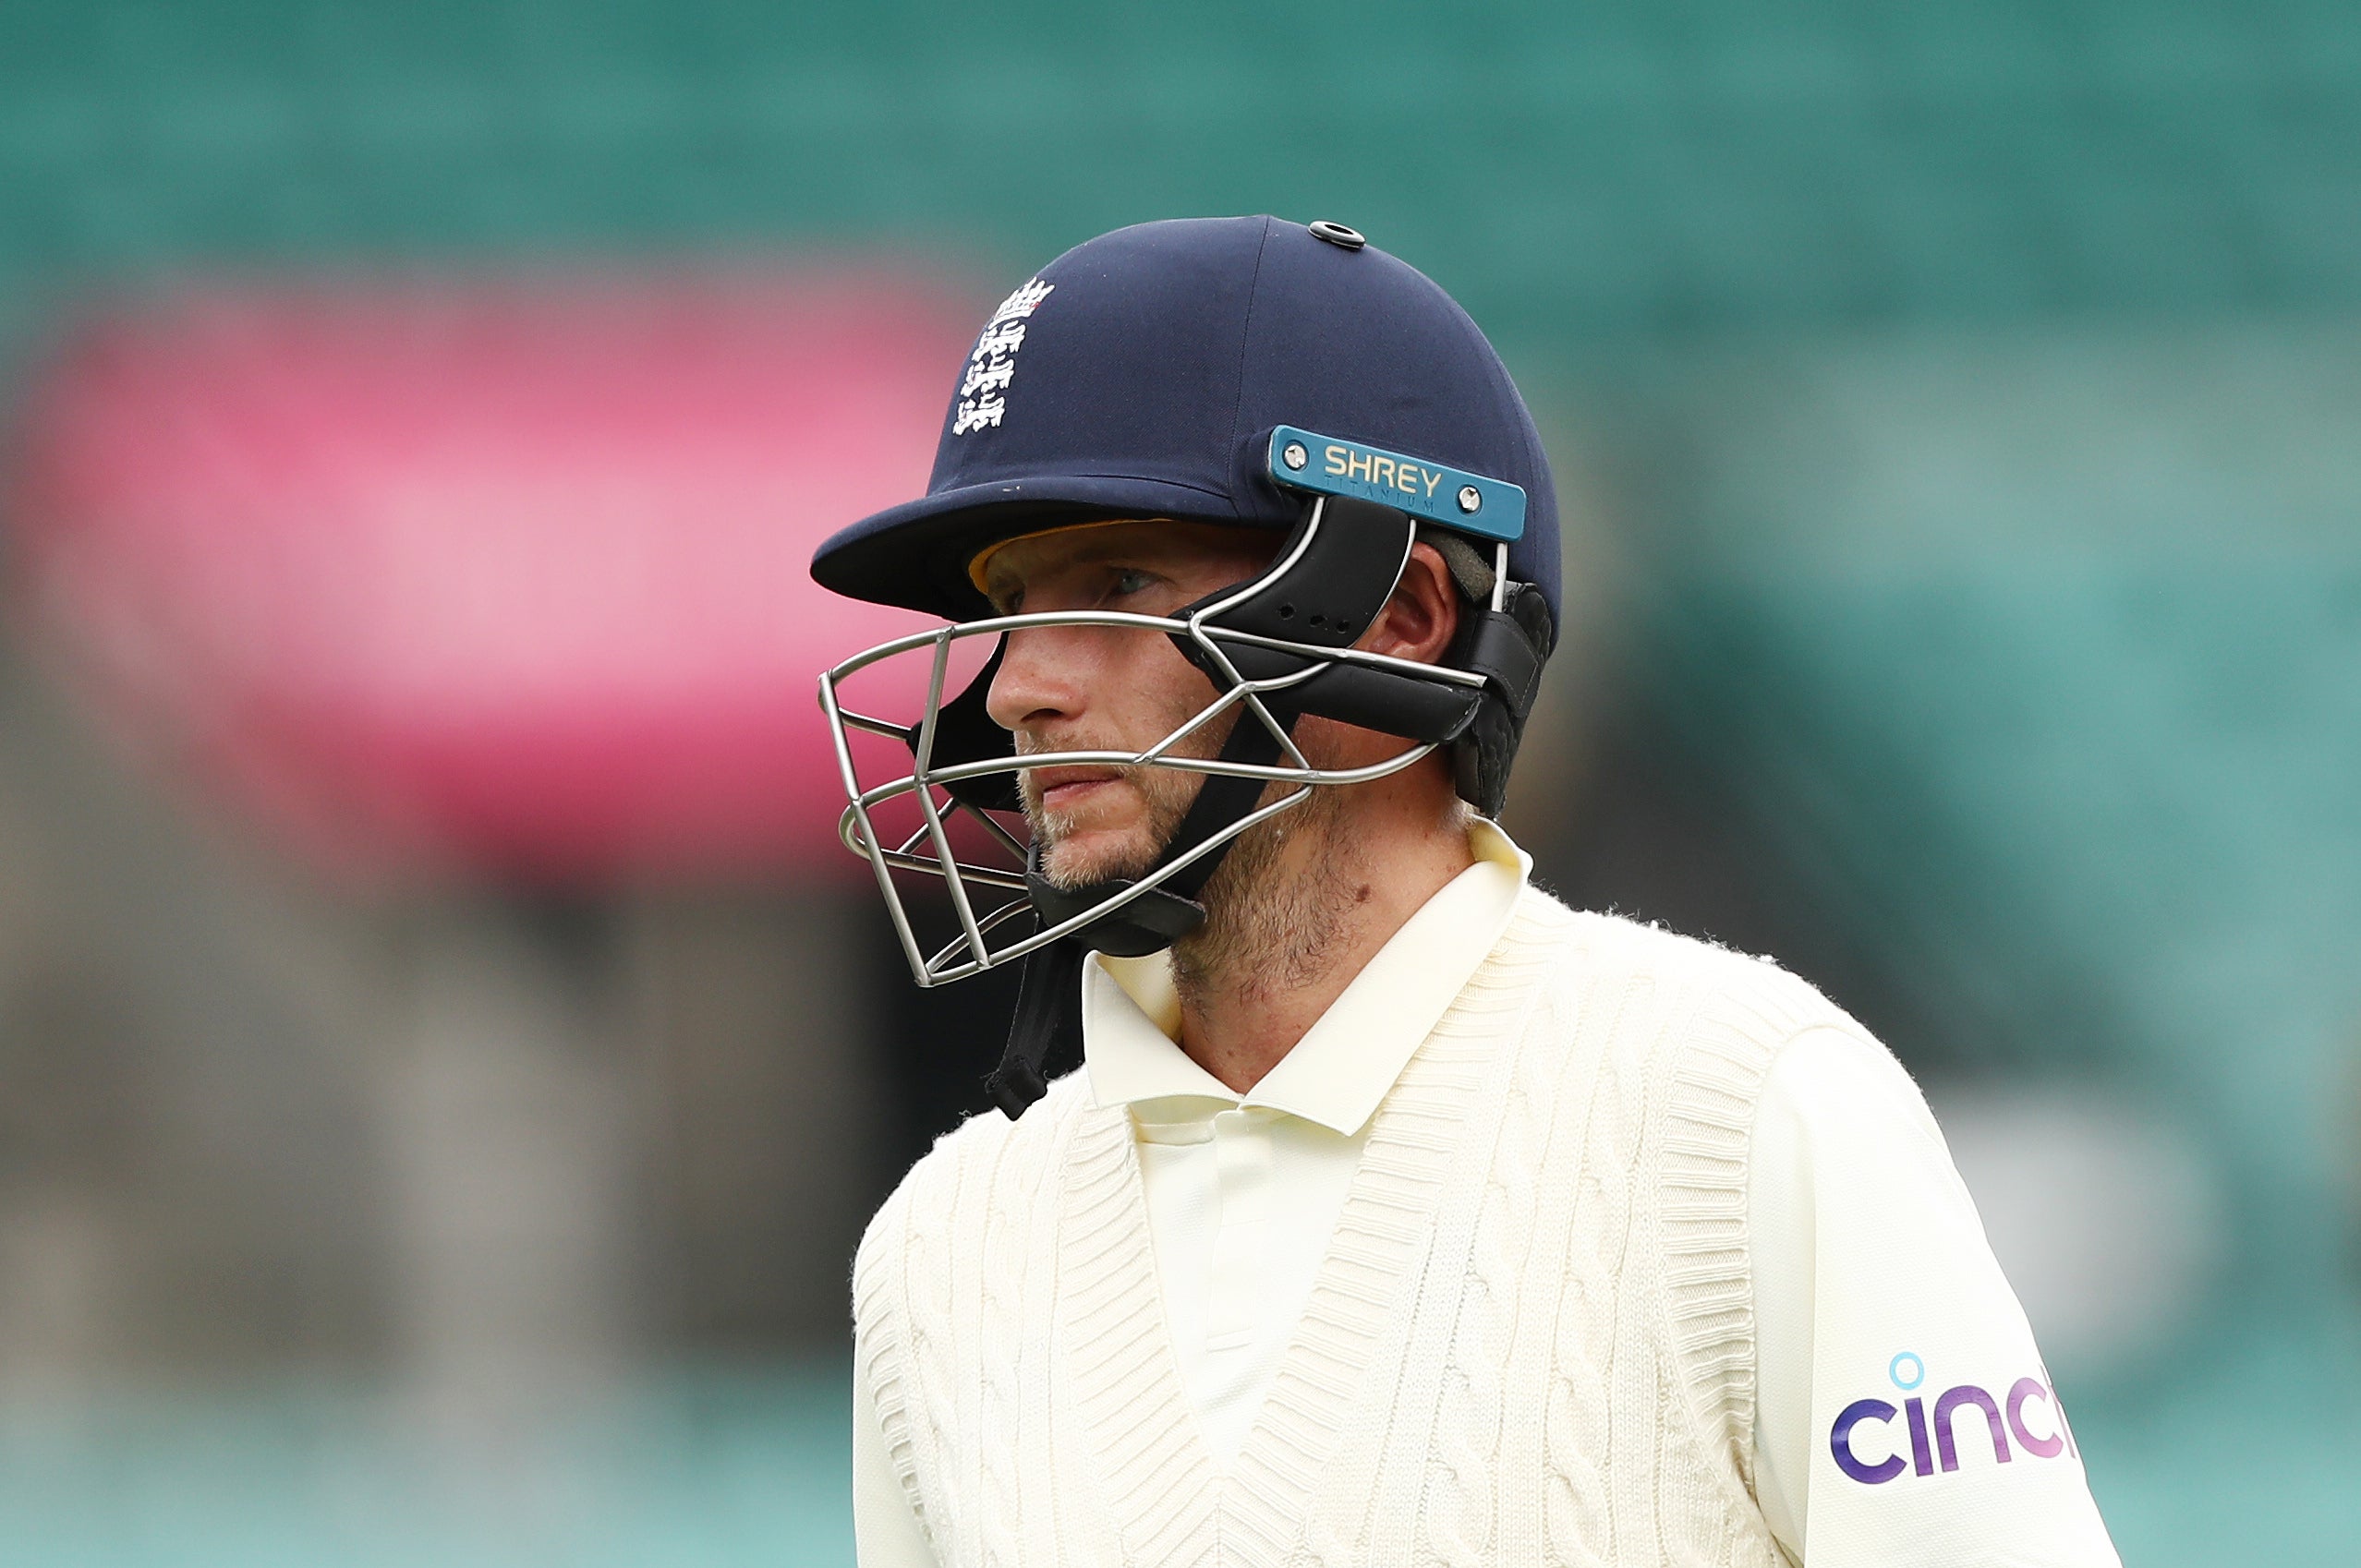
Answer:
[{"xmin": 1830, "ymin": 1352, "xmax": 2078, "ymax": 1485}]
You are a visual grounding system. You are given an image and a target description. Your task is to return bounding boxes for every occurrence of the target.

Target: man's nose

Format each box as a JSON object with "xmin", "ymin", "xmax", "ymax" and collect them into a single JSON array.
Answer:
[{"xmin": 984, "ymin": 624, "xmax": 1086, "ymax": 733}]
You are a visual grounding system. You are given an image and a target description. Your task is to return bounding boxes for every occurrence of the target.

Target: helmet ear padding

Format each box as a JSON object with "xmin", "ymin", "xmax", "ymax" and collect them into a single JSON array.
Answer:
[
  {"xmin": 1169, "ymin": 496, "xmax": 1487, "ymax": 744},
  {"xmin": 1175, "ymin": 494, "xmax": 1415, "ymax": 650},
  {"xmin": 1169, "ymin": 494, "xmax": 1554, "ymax": 808}
]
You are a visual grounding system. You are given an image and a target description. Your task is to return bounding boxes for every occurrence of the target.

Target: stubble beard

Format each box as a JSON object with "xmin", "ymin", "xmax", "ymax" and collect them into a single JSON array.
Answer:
[
  {"xmin": 1018, "ymin": 675, "xmax": 1240, "ymax": 891},
  {"xmin": 1020, "ymin": 749, "xmax": 1205, "ymax": 893},
  {"xmin": 1170, "ymin": 777, "xmax": 1360, "ymax": 1007},
  {"xmin": 1019, "ymin": 725, "xmax": 1366, "ymax": 1008}
]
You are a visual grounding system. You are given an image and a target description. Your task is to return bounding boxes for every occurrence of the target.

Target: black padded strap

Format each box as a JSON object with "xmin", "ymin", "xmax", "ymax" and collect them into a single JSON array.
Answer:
[
  {"xmin": 986, "ymin": 935, "xmax": 1085, "ymax": 1118},
  {"xmin": 1460, "ymin": 604, "xmax": 1544, "ymax": 720},
  {"xmin": 1447, "ymin": 582, "xmax": 1556, "ymax": 819}
]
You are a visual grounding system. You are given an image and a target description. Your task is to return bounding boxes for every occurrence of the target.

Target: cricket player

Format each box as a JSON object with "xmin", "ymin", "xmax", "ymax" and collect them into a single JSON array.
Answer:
[{"xmin": 811, "ymin": 216, "xmax": 2120, "ymax": 1566}]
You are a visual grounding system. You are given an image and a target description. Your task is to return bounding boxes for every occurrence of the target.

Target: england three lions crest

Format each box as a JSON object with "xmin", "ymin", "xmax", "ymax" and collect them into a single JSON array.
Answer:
[{"xmin": 951, "ymin": 278, "xmax": 1054, "ymax": 437}]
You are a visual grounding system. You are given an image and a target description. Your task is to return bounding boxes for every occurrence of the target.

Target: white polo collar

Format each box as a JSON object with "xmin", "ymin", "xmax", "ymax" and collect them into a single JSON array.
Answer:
[{"xmin": 1082, "ymin": 820, "xmax": 1531, "ymax": 1137}]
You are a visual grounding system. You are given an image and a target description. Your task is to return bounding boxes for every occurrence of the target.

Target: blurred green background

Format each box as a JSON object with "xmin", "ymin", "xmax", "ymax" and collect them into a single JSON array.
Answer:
[{"xmin": 2, "ymin": 1, "xmax": 2358, "ymax": 1562}]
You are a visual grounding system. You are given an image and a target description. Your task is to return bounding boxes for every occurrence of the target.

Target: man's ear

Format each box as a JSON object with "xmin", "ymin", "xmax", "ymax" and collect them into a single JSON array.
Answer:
[{"xmin": 1360, "ymin": 541, "xmax": 1461, "ymax": 664}]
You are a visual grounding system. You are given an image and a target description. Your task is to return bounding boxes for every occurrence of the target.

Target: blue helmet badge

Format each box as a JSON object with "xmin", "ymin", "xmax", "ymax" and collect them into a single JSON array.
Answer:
[{"xmin": 1267, "ymin": 426, "xmax": 1526, "ymax": 542}]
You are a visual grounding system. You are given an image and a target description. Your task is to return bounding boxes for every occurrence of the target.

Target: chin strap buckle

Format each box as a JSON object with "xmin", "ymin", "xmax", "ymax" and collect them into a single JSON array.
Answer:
[{"xmin": 983, "ymin": 1052, "xmax": 1052, "ymax": 1120}]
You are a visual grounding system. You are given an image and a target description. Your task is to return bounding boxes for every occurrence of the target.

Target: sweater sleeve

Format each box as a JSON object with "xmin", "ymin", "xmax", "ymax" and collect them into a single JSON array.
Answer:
[
  {"xmin": 854, "ymin": 1348, "xmax": 939, "ymax": 1568},
  {"xmin": 1749, "ymin": 1026, "xmax": 2121, "ymax": 1567},
  {"xmin": 852, "ymin": 1183, "xmax": 940, "ymax": 1568}
]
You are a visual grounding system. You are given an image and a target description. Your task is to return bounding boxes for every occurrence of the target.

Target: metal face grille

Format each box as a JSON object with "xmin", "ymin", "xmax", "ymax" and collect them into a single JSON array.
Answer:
[{"xmin": 817, "ymin": 522, "xmax": 1477, "ymax": 986}]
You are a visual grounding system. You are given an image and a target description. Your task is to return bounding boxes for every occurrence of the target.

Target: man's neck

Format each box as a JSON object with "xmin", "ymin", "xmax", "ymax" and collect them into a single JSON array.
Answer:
[{"xmin": 1170, "ymin": 778, "xmax": 1475, "ymax": 1095}]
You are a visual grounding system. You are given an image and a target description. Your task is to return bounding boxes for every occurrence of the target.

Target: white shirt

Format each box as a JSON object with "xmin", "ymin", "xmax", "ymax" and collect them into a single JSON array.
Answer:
[{"xmin": 854, "ymin": 823, "xmax": 2117, "ymax": 1565}]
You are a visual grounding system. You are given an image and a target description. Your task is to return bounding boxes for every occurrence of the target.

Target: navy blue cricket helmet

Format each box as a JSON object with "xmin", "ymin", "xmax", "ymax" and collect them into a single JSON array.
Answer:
[
  {"xmin": 812, "ymin": 217, "xmax": 1562, "ymax": 1116},
  {"xmin": 811, "ymin": 214, "xmax": 1559, "ymax": 630}
]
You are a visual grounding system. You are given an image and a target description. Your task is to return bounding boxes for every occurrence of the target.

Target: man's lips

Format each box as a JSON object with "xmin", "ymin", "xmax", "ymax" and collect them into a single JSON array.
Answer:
[{"xmin": 1030, "ymin": 766, "xmax": 1124, "ymax": 811}]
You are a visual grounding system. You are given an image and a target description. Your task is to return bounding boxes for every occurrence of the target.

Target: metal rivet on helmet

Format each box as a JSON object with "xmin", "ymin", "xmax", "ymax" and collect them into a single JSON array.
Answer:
[
  {"xmin": 1306, "ymin": 221, "xmax": 1366, "ymax": 250},
  {"xmin": 1457, "ymin": 485, "xmax": 1483, "ymax": 513}
]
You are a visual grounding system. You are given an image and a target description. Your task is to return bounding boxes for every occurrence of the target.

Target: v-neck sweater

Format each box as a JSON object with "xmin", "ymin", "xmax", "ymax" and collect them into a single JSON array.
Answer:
[
  {"xmin": 856, "ymin": 890, "xmax": 1809, "ymax": 1566},
  {"xmin": 852, "ymin": 884, "xmax": 2120, "ymax": 1565}
]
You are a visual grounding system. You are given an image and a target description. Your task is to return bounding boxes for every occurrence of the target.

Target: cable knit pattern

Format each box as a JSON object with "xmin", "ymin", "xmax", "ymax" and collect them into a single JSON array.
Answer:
[{"xmin": 854, "ymin": 889, "xmax": 1864, "ymax": 1566}]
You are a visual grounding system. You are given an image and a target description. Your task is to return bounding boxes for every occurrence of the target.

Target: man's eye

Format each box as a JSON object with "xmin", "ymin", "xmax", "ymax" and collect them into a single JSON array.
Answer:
[{"xmin": 1110, "ymin": 569, "xmax": 1155, "ymax": 597}]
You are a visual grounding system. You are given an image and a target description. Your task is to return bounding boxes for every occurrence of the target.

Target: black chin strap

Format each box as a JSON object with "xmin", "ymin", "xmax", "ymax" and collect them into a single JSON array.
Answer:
[
  {"xmin": 982, "ymin": 937, "xmax": 1085, "ymax": 1117},
  {"xmin": 982, "ymin": 708, "xmax": 1291, "ymax": 1117}
]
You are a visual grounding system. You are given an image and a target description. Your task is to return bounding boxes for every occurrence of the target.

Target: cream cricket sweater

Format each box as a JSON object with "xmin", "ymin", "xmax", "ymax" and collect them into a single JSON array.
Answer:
[{"xmin": 853, "ymin": 887, "xmax": 1860, "ymax": 1567}]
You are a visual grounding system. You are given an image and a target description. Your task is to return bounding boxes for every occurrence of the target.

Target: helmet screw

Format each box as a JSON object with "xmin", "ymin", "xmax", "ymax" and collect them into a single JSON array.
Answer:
[
  {"xmin": 1457, "ymin": 485, "xmax": 1483, "ymax": 513},
  {"xmin": 1281, "ymin": 440, "xmax": 1309, "ymax": 471}
]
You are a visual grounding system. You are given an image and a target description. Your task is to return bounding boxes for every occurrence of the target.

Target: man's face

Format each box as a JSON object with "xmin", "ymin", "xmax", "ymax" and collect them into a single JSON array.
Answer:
[{"xmin": 980, "ymin": 520, "xmax": 1279, "ymax": 890}]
